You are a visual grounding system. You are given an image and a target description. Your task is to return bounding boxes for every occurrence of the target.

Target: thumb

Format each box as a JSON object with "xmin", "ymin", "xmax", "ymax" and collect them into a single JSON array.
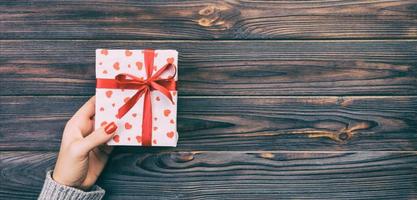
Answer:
[{"xmin": 79, "ymin": 122, "xmax": 118, "ymax": 154}]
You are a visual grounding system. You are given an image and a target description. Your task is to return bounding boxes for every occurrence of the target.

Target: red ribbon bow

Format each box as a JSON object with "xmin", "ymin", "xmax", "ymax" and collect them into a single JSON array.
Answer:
[{"xmin": 96, "ymin": 49, "xmax": 177, "ymax": 146}]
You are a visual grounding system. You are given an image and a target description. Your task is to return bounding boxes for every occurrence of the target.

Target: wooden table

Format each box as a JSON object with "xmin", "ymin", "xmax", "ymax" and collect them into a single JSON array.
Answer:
[{"xmin": 1, "ymin": 1, "xmax": 417, "ymax": 199}]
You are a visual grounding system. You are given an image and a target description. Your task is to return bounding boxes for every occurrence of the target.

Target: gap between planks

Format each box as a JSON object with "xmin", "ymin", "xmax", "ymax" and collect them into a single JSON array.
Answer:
[
  {"xmin": 2, "ymin": 39, "xmax": 417, "ymax": 42},
  {"xmin": 1, "ymin": 150, "xmax": 416, "ymax": 153}
]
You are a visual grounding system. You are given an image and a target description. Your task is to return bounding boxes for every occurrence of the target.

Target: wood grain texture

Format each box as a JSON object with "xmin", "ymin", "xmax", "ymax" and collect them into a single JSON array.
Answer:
[
  {"xmin": 1, "ymin": 96, "xmax": 416, "ymax": 151},
  {"xmin": 2, "ymin": 1, "xmax": 417, "ymax": 199},
  {"xmin": 1, "ymin": 40, "xmax": 417, "ymax": 96},
  {"xmin": 1, "ymin": 0, "xmax": 417, "ymax": 39},
  {"xmin": 1, "ymin": 151, "xmax": 416, "ymax": 200}
]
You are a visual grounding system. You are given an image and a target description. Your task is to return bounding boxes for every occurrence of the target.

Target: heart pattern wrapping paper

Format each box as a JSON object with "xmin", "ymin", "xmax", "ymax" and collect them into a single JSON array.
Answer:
[{"xmin": 95, "ymin": 49, "xmax": 178, "ymax": 147}]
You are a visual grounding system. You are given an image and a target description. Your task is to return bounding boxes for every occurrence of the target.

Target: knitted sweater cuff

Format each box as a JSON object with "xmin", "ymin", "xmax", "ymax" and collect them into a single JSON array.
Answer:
[{"xmin": 38, "ymin": 170, "xmax": 105, "ymax": 200}]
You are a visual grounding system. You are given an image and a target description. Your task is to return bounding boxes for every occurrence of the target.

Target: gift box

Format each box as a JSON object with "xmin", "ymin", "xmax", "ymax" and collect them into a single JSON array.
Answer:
[{"xmin": 95, "ymin": 49, "xmax": 178, "ymax": 146}]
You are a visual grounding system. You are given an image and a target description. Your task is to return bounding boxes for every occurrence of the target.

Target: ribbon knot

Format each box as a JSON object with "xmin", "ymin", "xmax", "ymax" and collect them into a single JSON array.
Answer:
[
  {"xmin": 114, "ymin": 73, "xmax": 149, "ymax": 92},
  {"xmin": 96, "ymin": 49, "xmax": 177, "ymax": 146},
  {"xmin": 114, "ymin": 62, "xmax": 176, "ymax": 119}
]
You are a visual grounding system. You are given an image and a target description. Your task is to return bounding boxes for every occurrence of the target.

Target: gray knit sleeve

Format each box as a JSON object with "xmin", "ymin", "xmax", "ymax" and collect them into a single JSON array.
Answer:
[{"xmin": 38, "ymin": 170, "xmax": 105, "ymax": 200}]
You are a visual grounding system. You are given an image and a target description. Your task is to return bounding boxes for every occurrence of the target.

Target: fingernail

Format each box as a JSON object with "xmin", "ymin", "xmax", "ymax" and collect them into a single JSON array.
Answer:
[{"xmin": 104, "ymin": 122, "xmax": 118, "ymax": 134}]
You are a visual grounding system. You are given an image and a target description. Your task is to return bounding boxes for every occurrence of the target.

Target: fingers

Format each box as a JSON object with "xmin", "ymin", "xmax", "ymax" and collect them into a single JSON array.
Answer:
[
  {"xmin": 70, "ymin": 96, "xmax": 96, "ymax": 135},
  {"xmin": 78, "ymin": 122, "xmax": 118, "ymax": 155},
  {"xmin": 74, "ymin": 96, "xmax": 96, "ymax": 120}
]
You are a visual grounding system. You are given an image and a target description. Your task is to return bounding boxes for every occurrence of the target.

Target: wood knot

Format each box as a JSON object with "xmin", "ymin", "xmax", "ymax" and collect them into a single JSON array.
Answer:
[
  {"xmin": 260, "ymin": 152, "xmax": 274, "ymax": 159},
  {"xmin": 337, "ymin": 122, "xmax": 372, "ymax": 142},
  {"xmin": 196, "ymin": 4, "xmax": 237, "ymax": 29},
  {"xmin": 199, "ymin": 5, "xmax": 215, "ymax": 16},
  {"xmin": 198, "ymin": 18, "xmax": 214, "ymax": 27},
  {"xmin": 172, "ymin": 152, "xmax": 195, "ymax": 162},
  {"xmin": 338, "ymin": 132, "xmax": 349, "ymax": 141}
]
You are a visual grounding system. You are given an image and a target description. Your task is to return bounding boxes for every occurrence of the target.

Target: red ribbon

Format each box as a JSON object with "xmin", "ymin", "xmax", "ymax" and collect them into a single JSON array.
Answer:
[{"xmin": 96, "ymin": 49, "xmax": 177, "ymax": 146}]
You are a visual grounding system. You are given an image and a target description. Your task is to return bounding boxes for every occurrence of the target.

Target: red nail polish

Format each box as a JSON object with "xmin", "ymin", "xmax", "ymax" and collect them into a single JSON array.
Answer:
[{"xmin": 104, "ymin": 122, "xmax": 118, "ymax": 134}]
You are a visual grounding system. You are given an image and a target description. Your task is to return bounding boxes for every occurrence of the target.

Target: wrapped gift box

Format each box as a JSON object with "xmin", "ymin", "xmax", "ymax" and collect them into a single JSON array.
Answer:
[{"xmin": 95, "ymin": 49, "xmax": 178, "ymax": 146}]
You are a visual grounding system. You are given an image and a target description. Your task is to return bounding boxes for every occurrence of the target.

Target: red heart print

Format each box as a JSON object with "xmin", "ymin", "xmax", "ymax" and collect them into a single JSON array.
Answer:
[
  {"xmin": 106, "ymin": 90, "xmax": 113, "ymax": 98},
  {"xmin": 125, "ymin": 122, "xmax": 132, "ymax": 130},
  {"xmin": 101, "ymin": 121, "xmax": 108, "ymax": 127},
  {"xmin": 103, "ymin": 70, "xmax": 108, "ymax": 74},
  {"xmin": 128, "ymin": 64, "xmax": 131, "ymax": 68},
  {"xmin": 132, "ymin": 113, "xmax": 137, "ymax": 117},
  {"xmin": 112, "ymin": 103, "xmax": 115, "ymax": 107},
  {"xmin": 99, "ymin": 62, "xmax": 103, "ymax": 65},
  {"xmin": 136, "ymin": 62, "xmax": 143, "ymax": 70},
  {"xmin": 125, "ymin": 50, "xmax": 133, "ymax": 57},
  {"xmin": 100, "ymin": 107, "xmax": 105, "ymax": 112},
  {"xmin": 170, "ymin": 119, "xmax": 175, "ymax": 124},
  {"xmin": 167, "ymin": 57, "xmax": 174, "ymax": 64},
  {"xmin": 113, "ymin": 135, "xmax": 120, "ymax": 143},
  {"xmin": 167, "ymin": 131, "xmax": 175, "ymax": 138},
  {"xmin": 164, "ymin": 109, "xmax": 171, "ymax": 117},
  {"xmin": 127, "ymin": 137, "xmax": 131, "ymax": 141},
  {"xmin": 136, "ymin": 136, "xmax": 142, "ymax": 143},
  {"xmin": 153, "ymin": 127, "xmax": 158, "ymax": 131},
  {"xmin": 101, "ymin": 49, "xmax": 108, "ymax": 56},
  {"xmin": 153, "ymin": 139, "xmax": 157, "ymax": 144},
  {"xmin": 113, "ymin": 62, "xmax": 120, "ymax": 70},
  {"xmin": 154, "ymin": 117, "xmax": 158, "ymax": 121},
  {"xmin": 156, "ymin": 96, "xmax": 160, "ymax": 101}
]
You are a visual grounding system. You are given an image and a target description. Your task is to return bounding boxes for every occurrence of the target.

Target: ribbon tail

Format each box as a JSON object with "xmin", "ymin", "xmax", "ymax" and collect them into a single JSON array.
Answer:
[
  {"xmin": 142, "ymin": 89, "xmax": 153, "ymax": 146},
  {"xmin": 116, "ymin": 88, "xmax": 146, "ymax": 119}
]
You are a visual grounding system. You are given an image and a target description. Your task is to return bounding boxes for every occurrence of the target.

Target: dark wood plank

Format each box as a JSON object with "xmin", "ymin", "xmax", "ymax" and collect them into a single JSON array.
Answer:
[
  {"xmin": 1, "ymin": 96, "xmax": 416, "ymax": 151},
  {"xmin": 1, "ymin": 1, "xmax": 417, "ymax": 39},
  {"xmin": 1, "ymin": 40, "xmax": 417, "ymax": 96},
  {"xmin": 1, "ymin": 151, "xmax": 416, "ymax": 200}
]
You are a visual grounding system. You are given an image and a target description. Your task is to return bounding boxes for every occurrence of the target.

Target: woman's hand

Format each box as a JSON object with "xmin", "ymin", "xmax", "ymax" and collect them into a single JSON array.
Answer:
[{"xmin": 53, "ymin": 96, "xmax": 118, "ymax": 190}]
